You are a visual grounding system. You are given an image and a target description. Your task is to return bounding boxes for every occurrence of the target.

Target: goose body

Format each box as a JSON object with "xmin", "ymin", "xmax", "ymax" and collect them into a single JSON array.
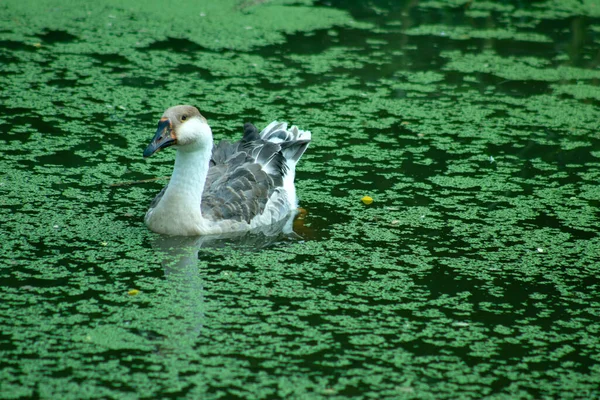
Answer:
[{"xmin": 143, "ymin": 105, "xmax": 311, "ymax": 236}]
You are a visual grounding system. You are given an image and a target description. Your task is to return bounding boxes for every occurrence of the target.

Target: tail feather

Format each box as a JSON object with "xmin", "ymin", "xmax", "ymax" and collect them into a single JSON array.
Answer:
[
  {"xmin": 258, "ymin": 120, "xmax": 311, "ymax": 209},
  {"xmin": 259, "ymin": 120, "xmax": 311, "ymax": 164},
  {"xmin": 281, "ymin": 139, "xmax": 310, "ymax": 164},
  {"xmin": 260, "ymin": 121, "xmax": 310, "ymax": 140}
]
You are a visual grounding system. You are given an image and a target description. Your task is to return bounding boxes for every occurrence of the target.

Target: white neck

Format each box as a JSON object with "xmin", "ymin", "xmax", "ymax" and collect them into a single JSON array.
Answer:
[
  {"xmin": 164, "ymin": 117, "xmax": 213, "ymax": 211},
  {"xmin": 146, "ymin": 144, "xmax": 212, "ymax": 236},
  {"xmin": 166, "ymin": 146, "xmax": 211, "ymax": 206}
]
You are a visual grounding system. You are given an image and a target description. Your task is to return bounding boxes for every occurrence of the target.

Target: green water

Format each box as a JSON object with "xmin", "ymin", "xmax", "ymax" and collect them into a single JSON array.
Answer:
[{"xmin": 2, "ymin": 0, "xmax": 600, "ymax": 398}]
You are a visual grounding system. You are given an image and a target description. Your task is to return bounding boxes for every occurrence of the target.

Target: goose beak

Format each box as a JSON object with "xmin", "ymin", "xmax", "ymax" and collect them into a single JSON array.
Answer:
[{"xmin": 143, "ymin": 118, "xmax": 176, "ymax": 158}]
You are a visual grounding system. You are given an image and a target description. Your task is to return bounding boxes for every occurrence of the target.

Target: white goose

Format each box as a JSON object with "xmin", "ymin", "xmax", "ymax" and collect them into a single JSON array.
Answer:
[{"xmin": 143, "ymin": 105, "xmax": 311, "ymax": 236}]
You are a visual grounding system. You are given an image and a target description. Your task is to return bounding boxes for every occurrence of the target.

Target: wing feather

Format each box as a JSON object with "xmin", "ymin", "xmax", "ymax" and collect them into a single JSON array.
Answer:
[{"xmin": 202, "ymin": 128, "xmax": 284, "ymax": 223}]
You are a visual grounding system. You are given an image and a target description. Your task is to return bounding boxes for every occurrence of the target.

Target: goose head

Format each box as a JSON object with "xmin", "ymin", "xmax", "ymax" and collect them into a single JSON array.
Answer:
[{"xmin": 143, "ymin": 105, "xmax": 212, "ymax": 157}]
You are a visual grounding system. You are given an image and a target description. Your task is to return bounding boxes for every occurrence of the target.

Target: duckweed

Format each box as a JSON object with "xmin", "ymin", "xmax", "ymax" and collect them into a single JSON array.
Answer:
[{"xmin": 1, "ymin": 0, "xmax": 600, "ymax": 398}]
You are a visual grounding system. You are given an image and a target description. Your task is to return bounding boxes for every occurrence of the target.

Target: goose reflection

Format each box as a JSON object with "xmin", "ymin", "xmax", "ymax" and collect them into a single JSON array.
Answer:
[{"xmin": 149, "ymin": 213, "xmax": 303, "ymax": 354}]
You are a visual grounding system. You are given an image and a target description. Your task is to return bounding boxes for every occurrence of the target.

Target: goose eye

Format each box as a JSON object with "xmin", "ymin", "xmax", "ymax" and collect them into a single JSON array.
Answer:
[{"xmin": 181, "ymin": 115, "xmax": 187, "ymax": 121}]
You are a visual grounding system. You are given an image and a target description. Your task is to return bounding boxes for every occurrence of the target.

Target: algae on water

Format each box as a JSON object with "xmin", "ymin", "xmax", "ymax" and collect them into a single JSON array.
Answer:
[{"xmin": 1, "ymin": 0, "xmax": 600, "ymax": 398}]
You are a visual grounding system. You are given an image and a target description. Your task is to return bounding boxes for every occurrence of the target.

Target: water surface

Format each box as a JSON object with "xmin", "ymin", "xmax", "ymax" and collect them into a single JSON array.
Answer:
[{"xmin": 1, "ymin": 0, "xmax": 600, "ymax": 398}]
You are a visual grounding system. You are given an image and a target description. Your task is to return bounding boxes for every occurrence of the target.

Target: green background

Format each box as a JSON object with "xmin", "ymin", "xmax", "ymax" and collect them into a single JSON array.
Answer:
[{"xmin": 1, "ymin": 0, "xmax": 600, "ymax": 398}]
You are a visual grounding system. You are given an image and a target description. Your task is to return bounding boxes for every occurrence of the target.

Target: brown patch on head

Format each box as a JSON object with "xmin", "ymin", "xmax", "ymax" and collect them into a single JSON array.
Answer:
[
  {"xmin": 162, "ymin": 105, "xmax": 205, "ymax": 126},
  {"xmin": 159, "ymin": 105, "xmax": 208, "ymax": 143}
]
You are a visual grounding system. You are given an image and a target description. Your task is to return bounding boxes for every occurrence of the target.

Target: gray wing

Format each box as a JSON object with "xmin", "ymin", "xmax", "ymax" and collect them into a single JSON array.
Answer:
[{"xmin": 201, "ymin": 124, "xmax": 288, "ymax": 223}]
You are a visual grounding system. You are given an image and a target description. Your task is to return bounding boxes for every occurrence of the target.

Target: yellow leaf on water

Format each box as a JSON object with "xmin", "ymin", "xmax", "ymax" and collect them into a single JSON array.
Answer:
[
  {"xmin": 361, "ymin": 196, "xmax": 373, "ymax": 205},
  {"xmin": 128, "ymin": 289, "xmax": 140, "ymax": 296}
]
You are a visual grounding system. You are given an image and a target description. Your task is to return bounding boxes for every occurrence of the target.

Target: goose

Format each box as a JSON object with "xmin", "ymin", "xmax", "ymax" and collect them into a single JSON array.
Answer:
[{"xmin": 142, "ymin": 105, "xmax": 311, "ymax": 236}]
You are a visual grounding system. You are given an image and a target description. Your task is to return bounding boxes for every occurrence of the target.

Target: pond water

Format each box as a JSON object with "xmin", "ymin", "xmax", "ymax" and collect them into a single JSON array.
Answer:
[{"xmin": 2, "ymin": 0, "xmax": 600, "ymax": 398}]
